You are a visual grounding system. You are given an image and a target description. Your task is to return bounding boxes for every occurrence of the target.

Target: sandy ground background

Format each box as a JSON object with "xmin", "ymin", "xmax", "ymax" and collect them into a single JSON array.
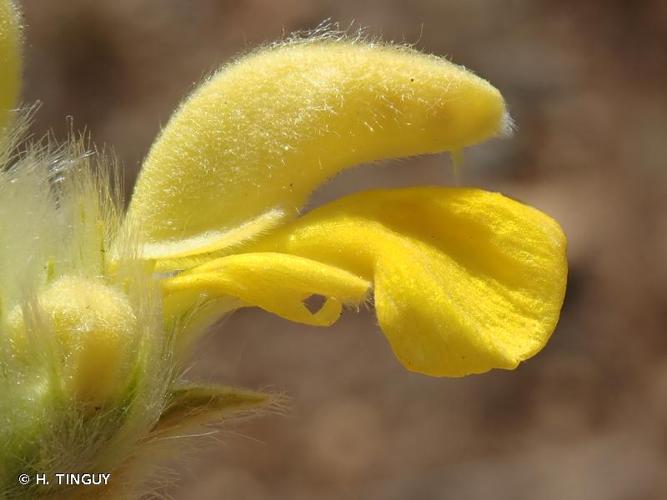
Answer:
[{"xmin": 17, "ymin": 0, "xmax": 667, "ymax": 499}]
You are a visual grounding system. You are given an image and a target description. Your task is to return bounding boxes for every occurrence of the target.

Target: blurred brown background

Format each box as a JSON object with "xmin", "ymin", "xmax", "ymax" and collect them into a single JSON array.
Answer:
[{"xmin": 19, "ymin": 0, "xmax": 667, "ymax": 499}]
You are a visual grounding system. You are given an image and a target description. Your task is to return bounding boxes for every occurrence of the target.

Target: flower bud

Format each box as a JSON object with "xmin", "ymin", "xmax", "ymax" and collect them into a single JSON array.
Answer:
[{"xmin": 9, "ymin": 276, "xmax": 137, "ymax": 405}]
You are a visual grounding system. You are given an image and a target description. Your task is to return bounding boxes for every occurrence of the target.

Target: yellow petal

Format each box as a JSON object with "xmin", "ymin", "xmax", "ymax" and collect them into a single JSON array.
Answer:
[
  {"xmin": 0, "ymin": 0, "xmax": 21, "ymax": 131},
  {"xmin": 163, "ymin": 252, "xmax": 370, "ymax": 328},
  {"xmin": 127, "ymin": 40, "xmax": 508, "ymax": 260},
  {"xmin": 241, "ymin": 187, "xmax": 567, "ymax": 377}
]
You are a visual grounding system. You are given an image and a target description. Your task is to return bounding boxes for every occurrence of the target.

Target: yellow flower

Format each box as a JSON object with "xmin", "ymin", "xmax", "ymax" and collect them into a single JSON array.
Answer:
[
  {"xmin": 126, "ymin": 38, "xmax": 567, "ymax": 377},
  {"xmin": 1, "ymin": 2, "xmax": 567, "ymax": 392},
  {"xmin": 1, "ymin": 2, "xmax": 568, "ymax": 493}
]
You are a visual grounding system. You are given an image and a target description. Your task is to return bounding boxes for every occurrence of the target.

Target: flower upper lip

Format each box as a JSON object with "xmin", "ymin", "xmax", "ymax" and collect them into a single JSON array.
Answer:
[{"xmin": 125, "ymin": 40, "xmax": 509, "ymax": 261}]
